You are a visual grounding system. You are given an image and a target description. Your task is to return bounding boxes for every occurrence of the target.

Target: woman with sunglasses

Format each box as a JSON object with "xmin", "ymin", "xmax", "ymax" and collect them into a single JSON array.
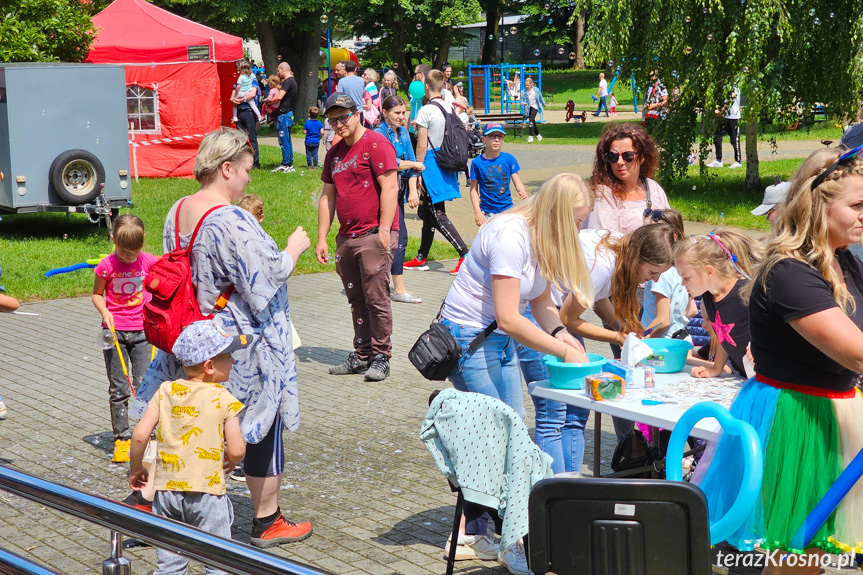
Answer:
[
  {"xmin": 375, "ymin": 95, "xmax": 424, "ymax": 304},
  {"xmin": 585, "ymin": 123, "xmax": 670, "ymax": 233},
  {"xmin": 694, "ymin": 147, "xmax": 863, "ymax": 573}
]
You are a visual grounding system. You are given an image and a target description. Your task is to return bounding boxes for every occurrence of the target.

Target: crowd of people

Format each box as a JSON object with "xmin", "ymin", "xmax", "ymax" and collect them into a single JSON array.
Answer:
[{"xmin": 3, "ymin": 56, "xmax": 862, "ymax": 575}]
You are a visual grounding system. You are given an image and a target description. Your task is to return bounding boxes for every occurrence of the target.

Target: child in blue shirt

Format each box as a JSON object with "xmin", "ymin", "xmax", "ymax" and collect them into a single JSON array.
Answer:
[
  {"xmin": 469, "ymin": 123, "xmax": 527, "ymax": 226},
  {"xmin": 303, "ymin": 106, "xmax": 324, "ymax": 168}
]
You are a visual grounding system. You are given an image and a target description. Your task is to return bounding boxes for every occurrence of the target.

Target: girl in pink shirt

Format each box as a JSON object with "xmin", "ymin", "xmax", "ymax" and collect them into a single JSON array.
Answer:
[{"xmin": 92, "ymin": 215, "xmax": 158, "ymax": 463}]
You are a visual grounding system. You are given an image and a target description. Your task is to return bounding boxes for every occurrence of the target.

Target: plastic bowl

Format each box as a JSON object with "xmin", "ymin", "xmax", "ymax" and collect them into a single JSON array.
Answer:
[
  {"xmin": 542, "ymin": 353, "xmax": 607, "ymax": 389},
  {"xmin": 641, "ymin": 338, "xmax": 693, "ymax": 373}
]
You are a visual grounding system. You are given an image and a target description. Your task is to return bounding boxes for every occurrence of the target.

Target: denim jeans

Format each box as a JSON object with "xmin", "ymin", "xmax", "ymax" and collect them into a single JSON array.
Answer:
[
  {"xmin": 441, "ymin": 318, "xmax": 524, "ymax": 420},
  {"xmin": 596, "ymin": 95, "xmax": 609, "ymax": 116},
  {"xmin": 516, "ymin": 309, "xmax": 590, "ymax": 474},
  {"xmin": 305, "ymin": 143, "xmax": 319, "ymax": 167},
  {"xmin": 103, "ymin": 329, "xmax": 151, "ymax": 440},
  {"xmin": 276, "ymin": 112, "xmax": 294, "ymax": 167}
]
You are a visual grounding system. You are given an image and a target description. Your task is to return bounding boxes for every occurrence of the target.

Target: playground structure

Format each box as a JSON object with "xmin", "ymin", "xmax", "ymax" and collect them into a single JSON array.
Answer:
[{"xmin": 466, "ymin": 63, "xmax": 543, "ymax": 119}]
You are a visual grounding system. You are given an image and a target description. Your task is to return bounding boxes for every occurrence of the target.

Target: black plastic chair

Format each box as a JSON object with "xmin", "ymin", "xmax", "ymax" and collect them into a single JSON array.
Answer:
[{"xmin": 528, "ymin": 477, "xmax": 711, "ymax": 575}]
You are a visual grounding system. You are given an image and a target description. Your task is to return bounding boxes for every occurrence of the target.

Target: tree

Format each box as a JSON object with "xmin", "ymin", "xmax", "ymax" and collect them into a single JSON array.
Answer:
[
  {"xmin": 345, "ymin": 0, "xmax": 480, "ymax": 82},
  {"xmin": 158, "ymin": 0, "xmax": 327, "ymax": 122},
  {"xmin": 577, "ymin": 0, "xmax": 863, "ymax": 189},
  {"xmin": 517, "ymin": 1, "xmax": 585, "ymax": 69},
  {"xmin": 1, "ymin": 0, "xmax": 96, "ymax": 62}
]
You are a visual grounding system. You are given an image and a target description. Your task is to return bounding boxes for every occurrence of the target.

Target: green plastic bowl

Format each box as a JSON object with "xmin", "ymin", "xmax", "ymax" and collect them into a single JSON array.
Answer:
[
  {"xmin": 642, "ymin": 338, "xmax": 693, "ymax": 373},
  {"xmin": 542, "ymin": 353, "xmax": 607, "ymax": 389}
]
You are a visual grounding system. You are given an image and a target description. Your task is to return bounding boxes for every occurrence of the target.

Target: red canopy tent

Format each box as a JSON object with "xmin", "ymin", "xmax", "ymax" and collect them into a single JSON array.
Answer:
[{"xmin": 86, "ymin": 0, "xmax": 243, "ymax": 177}]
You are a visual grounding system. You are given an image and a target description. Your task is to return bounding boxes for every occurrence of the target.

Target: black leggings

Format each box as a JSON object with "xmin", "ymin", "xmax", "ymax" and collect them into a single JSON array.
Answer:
[
  {"xmin": 417, "ymin": 192, "xmax": 469, "ymax": 260},
  {"xmin": 528, "ymin": 107, "xmax": 540, "ymax": 137}
]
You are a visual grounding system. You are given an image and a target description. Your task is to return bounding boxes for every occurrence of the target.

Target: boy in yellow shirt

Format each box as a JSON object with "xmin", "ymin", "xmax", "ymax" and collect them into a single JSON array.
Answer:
[{"xmin": 129, "ymin": 320, "xmax": 252, "ymax": 575}]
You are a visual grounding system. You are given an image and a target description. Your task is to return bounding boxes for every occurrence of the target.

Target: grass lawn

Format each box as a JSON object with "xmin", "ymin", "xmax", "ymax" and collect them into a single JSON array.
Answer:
[
  {"xmin": 0, "ymin": 146, "xmax": 457, "ymax": 302},
  {"xmin": 541, "ymin": 70, "xmax": 636, "ymax": 112},
  {"xmin": 503, "ymin": 116, "xmax": 843, "ymax": 146},
  {"xmin": 665, "ymin": 158, "xmax": 805, "ymax": 230}
]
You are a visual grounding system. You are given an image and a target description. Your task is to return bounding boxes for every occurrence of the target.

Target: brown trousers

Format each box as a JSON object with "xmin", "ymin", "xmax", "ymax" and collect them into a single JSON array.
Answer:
[{"xmin": 335, "ymin": 232, "xmax": 397, "ymax": 359}]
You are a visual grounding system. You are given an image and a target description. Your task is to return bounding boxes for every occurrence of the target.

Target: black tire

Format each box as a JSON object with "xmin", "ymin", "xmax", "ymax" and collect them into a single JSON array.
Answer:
[{"xmin": 49, "ymin": 149, "xmax": 106, "ymax": 205}]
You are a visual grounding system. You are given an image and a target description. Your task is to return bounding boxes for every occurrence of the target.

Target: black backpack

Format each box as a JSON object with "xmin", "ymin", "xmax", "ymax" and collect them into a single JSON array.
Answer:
[{"xmin": 430, "ymin": 100, "xmax": 470, "ymax": 172}]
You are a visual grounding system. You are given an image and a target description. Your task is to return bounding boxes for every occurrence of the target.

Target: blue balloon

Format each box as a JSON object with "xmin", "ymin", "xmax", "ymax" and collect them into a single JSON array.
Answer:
[
  {"xmin": 408, "ymin": 80, "xmax": 425, "ymax": 101},
  {"xmin": 667, "ymin": 402, "xmax": 763, "ymax": 545},
  {"xmin": 790, "ymin": 445, "xmax": 863, "ymax": 550}
]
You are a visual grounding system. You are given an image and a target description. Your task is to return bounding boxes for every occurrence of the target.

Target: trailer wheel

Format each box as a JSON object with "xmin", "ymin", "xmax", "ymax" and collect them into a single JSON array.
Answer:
[{"xmin": 49, "ymin": 150, "xmax": 105, "ymax": 205}]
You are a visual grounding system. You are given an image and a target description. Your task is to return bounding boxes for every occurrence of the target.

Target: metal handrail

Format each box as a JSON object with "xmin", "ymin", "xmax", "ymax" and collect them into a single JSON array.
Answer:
[
  {"xmin": 0, "ymin": 548, "xmax": 64, "ymax": 575},
  {"xmin": 0, "ymin": 466, "xmax": 334, "ymax": 575}
]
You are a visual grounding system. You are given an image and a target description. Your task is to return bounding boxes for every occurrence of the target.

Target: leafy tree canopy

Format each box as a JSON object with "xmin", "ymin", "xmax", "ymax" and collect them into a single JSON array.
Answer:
[{"xmin": 1, "ymin": 0, "xmax": 97, "ymax": 62}]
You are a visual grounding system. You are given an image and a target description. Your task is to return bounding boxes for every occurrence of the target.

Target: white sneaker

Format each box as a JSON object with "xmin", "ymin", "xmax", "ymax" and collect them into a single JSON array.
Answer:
[
  {"xmin": 0, "ymin": 401, "xmax": 6, "ymax": 420},
  {"xmin": 536, "ymin": 134, "xmax": 543, "ymax": 141},
  {"xmin": 283, "ymin": 166, "xmax": 296, "ymax": 173},
  {"xmin": 729, "ymin": 161, "xmax": 742, "ymax": 168},
  {"xmin": 498, "ymin": 541, "xmax": 530, "ymax": 575},
  {"xmin": 271, "ymin": 165, "xmax": 288, "ymax": 173},
  {"xmin": 443, "ymin": 533, "xmax": 500, "ymax": 561},
  {"xmin": 527, "ymin": 136, "xmax": 534, "ymax": 143},
  {"xmin": 707, "ymin": 160, "xmax": 723, "ymax": 168}
]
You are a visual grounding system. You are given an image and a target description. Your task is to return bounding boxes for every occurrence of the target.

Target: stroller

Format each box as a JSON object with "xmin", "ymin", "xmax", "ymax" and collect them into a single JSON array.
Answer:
[{"xmin": 466, "ymin": 114, "xmax": 485, "ymax": 158}]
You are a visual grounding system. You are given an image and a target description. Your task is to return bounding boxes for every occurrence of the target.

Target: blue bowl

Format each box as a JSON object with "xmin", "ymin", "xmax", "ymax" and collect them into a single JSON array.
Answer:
[
  {"xmin": 642, "ymin": 338, "xmax": 693, "ymax": 373},
  {"xmin": 542, "ymin": 353, "xmax": 607, "ymax": 389}
]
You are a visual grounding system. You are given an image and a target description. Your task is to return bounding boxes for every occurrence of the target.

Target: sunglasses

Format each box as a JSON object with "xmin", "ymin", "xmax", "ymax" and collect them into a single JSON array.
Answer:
[
  {"xmin": 811, "ymin": 144, "xmax": 863, "ymax": 190},
  {"xmin": 605, "ymin": 151, "xmax": 638, "ymax": 163},
  {"xmin": 327, "ymin": 111, "xmax": 355, "ymax": 126},
  {"xmin": 643, "ymin": 208, "xmax": 670, "ymax": 224}
]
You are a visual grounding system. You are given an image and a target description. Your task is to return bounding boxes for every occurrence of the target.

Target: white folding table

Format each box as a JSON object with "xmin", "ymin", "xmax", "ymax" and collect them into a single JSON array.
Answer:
[{"xmin": 530, "ymin": 370, "xmax": 746, "ymax": 477}]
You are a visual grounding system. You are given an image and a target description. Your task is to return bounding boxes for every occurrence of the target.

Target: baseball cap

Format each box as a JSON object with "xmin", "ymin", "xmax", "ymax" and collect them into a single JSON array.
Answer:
[
  {"xmin": 324, "ymin": 92, "xmax": 355, "ymax": 113},
  {"xmin": 483, "ymin": 123, "xmax": 506, "ymax": 136},
  {"xmin": 172, "ymin": 320, "xmax": 256, "ymax": 367},
  {"xmin": 751, "ymin": 180, "xmax": 791, "ymax": 216}
]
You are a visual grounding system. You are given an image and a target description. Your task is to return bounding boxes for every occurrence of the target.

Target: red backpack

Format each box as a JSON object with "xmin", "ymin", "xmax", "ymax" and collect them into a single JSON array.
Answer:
[{"xmin": 143, "ymin": 198, "xmax": 233, "ymax": 352}]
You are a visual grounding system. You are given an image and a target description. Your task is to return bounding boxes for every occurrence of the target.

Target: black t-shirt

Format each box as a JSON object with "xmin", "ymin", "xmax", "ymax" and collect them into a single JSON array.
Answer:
[
  {"xmin": 702, "ymin": 279, "xmax": 750, "ymax": 376},
  {"xmin": 275, "ymin": 77, "xmax": 298, "ymax": 116},
  {"xmin": 748, "ymin": 251, "xmax": 863, "ymax": 392}
]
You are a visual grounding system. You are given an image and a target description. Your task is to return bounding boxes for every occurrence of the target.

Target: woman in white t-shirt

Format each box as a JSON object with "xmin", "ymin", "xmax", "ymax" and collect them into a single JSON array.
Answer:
[
  {"xmin": 559, "ymin": 224, "xmax": 676, "ymax": 444},
  {"xmin": 440, "ymin": 173, "xmax": 595, "ymax": 419},
  {"xmin": 584, "ymin": 123, "xmax": 670, "ymax": 233}
]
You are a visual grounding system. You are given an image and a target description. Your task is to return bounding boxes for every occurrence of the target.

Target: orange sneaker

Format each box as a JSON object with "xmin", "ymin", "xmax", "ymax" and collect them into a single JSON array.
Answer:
[
  {"xmin": 250, "ymin": 515, "xmax": 312, "ymax": 548},
  {"xmin": 122, "ymin": 490, "xmax": 152, "ymax": 513}
]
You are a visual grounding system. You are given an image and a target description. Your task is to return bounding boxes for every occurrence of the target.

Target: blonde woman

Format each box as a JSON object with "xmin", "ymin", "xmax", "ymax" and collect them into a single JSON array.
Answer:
[
  {"xmin": 362, "ymin": 68, "xmax": 381, "ymax": 126},
  {"xmin": 440, "ymin": 172, "xmax": 594, "ymax": 418},
  {"xmin": 695, "ymin": 147, "xmax": 863, "ymax": 574},
  {"xmin": 133, "ymin": 128, "xmax": 313, "ymax": 548}
]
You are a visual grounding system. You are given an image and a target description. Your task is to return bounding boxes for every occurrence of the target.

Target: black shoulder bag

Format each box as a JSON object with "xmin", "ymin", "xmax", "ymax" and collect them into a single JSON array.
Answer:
[{"xmin": 409, "ymin": 303, "xmax": 497, "ymax": 381}]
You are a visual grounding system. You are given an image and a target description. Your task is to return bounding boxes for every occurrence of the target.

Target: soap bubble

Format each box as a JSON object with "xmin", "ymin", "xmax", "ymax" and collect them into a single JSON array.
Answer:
[
  {"xmin": 416, "ymin": 23, "xmax": 422, "ymax": 30},
  {"xmin": 382, "ymin": 32, "xmax": 388, "ymax": 38},
  {"xmin": 363, "ymin": 181, "xmax": 369, "ymax": 187},
  {"xmin": 363, "ymin": 152, "xmax": 370, "ymax": 159},
  {"xmin": 489, "ymin": 34, "xmax": 494, "ymax": 40},
  {"xmin": 357, "ymin": 318, "xmax": 363, "ymax": 325},
  {"xmin": 98, "ymin": 330, "xmax": 117, "ymax": 350},
  {"xmin": 378, "ymin": 163, "xmax": 384, "ymax": 169},
  {"xmin": 372, "ymin": 142, "xmax": 378, "ymax": 148},
  {"xmin": 548, "ymin": 18, "xmax": 553, "ymax": 24},
  {"xmin": 334, "ymin": 254, "xmax": 341, "ymax": 262},
  {"xmin": 544, "ymin": 3, "xmax": 549, "ymax": 8},
  {"xmin": 558, "ymin": 47, "xmax": 565, "ymax": 55},
  {"xmin": 808, "ymin": 8, "xmax": 815, "ymax": 15},
  {"xmin": 569, "ymin": 52, "xmax": 576, "ymax": 59},
  {"xmin": 393, "ymin": 63, "xmax": 398, "ymax": 69},
  {"xmin": 707, "ymin": 34, "xmax": 713, "ymax": 40},
  {"xmin": 830, "ymin": 12, "xmax": 834, "ymax": 17},
  {"xmin": 510, "ymin": 26, "xmax": 517, "ymax": 34},
  {"xmin": 347, "ymin": 283, "xmax": 353, "ymax": 288},
  {"xmin": 320, "ymin": 14, "xmax": 328, "ymax": 23},
  {"xmin": 607, "ymin": 60, "xmax": 614, "ymax": 67},
  {"xmin": 753, "ymin": 24, "xmax": 758, "ymax": 30},
  {"xmin": 534, "ymin": 49, "xmax": 541, "ymax": 56},
  {"xmin": 814, "ymin": 17, "xmax": 820, "ymax": 24},
  {"xmin": 685, "ymin": 46, "xmax": 692, "ymax": 54},
  {"xmin": 498, "ymin": 37, "xmax": 503, "ymax": 42},
  {"xmin": 703, "ymin": 7, "xmax": 707, "ymax": 12},
  {"xmin": 692, "ymin": 185, "xmax": 697, "ymax": 190},
  {"xmin": 685, "ymin": 16, "xmax": 691, "ymax": 22},
  {"xmin": 743, "ymin": 66, "xmax": 749, "ymax": 72},
  {"xmin": 458, "ymin": 71, "xmax": 464, "ymax": 78}
]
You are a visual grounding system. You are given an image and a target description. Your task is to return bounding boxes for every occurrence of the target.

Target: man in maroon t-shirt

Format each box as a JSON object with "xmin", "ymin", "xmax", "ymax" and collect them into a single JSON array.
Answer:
[{"xmin": 316, "ymin": 92, "xmax": 399, "ymax": 381}]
